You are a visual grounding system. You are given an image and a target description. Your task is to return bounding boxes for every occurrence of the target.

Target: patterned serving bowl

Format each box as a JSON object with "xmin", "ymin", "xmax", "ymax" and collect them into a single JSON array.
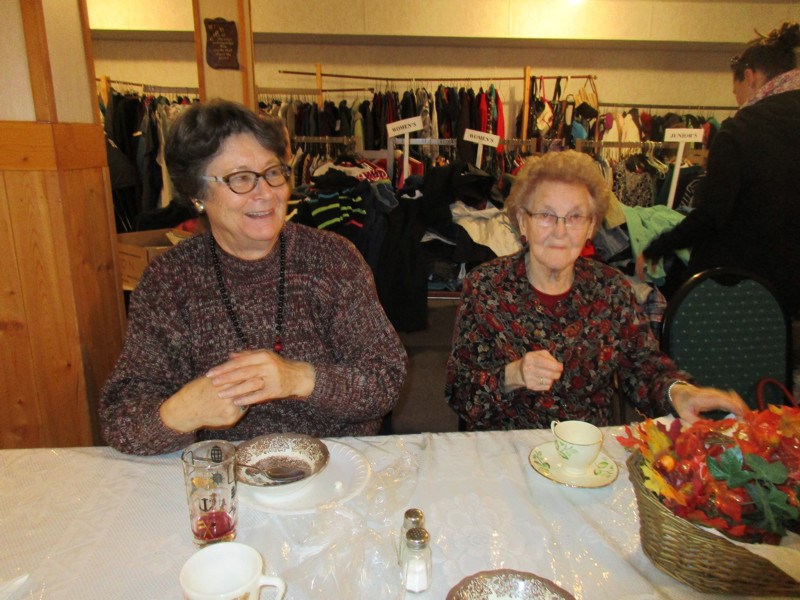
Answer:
[
  {"xmin": 235, "ymin": 433, "xmax": 329, "ymax": 495},
  {"xmin": 447, "ymin": 569, "xmax": 575, "ymax": 600}
]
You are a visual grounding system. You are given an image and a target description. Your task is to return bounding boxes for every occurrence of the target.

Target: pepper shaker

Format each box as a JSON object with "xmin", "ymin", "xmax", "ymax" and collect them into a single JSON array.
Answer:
[{"xmin": 401, "ymin": 527, "xmax": 431, "ymax": 593}]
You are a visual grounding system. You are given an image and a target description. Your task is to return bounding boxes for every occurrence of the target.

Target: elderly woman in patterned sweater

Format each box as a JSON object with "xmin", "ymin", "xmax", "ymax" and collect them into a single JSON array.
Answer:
[
  {"xmin": 100, "ymin": 100, "xmax": 407, "ymax": 455},
  {"xmin": 445, "ymin": 151, "xmax": 747, "ymax": 431}
]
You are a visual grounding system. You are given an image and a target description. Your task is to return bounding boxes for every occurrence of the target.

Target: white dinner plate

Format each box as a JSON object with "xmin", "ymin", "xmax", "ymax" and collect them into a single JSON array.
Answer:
[
  {"xmin": 238, "ymin": 440, "xmax": 371, "ymax": 514},
  {"xmin": 528, "ymin": 441, "xmax": 618, "ymax": 488}
]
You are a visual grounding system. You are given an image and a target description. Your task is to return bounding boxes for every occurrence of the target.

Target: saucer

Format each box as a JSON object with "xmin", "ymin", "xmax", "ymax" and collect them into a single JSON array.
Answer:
[{"xmin": 528, "ymin": 441, "xmax": 618, "ymax": 488}]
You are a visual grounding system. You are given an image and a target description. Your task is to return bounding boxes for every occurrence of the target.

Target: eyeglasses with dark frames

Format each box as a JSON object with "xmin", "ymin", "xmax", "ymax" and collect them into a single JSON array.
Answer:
[
  {"xmin": 520, "ymin": 207, "xmax": 592, "ymax": 229},
  {"xmin": 202, "ymin": 164, "xmax": 291, "ymax": 194}
]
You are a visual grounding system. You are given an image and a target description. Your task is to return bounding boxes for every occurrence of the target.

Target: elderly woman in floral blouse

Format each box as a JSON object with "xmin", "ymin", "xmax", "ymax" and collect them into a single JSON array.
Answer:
[{"xmin": 445, "ymin": 150, "xmax": 748, "ymax": 431}]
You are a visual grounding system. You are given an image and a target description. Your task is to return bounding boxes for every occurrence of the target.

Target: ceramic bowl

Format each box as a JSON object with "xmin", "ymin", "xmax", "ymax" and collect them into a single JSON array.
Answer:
[
  {"xmin": 447, "ymin": 569, "xmax": 575, "ymax": 600},
  {"xmin": 235, "ymin": 433, "xmax": 329, "ymax": 494}
]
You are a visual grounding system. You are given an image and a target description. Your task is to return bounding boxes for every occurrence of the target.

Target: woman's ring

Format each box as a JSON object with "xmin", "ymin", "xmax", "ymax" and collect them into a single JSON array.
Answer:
[
  {"xmin": 540, "ymin": 377, "xmax": 545, "ymax": 386},
  {"xmin": 239, "ymin": 405, "xmax": 248, "ymax": 413}
]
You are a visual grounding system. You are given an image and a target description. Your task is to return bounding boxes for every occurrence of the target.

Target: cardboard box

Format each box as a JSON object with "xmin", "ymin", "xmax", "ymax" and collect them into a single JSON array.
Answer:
[{"xmin": 117, "ymin": 229, "xmax": 191, "ymax": 290}]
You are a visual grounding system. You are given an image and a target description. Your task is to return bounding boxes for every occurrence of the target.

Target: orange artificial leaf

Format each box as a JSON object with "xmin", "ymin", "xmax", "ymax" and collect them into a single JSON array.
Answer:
[
  {"xmin": 642, "ymin": 463, "xmax": 687, "ymax": 506},
  {"xmin": 778, "ymin": 406, "xmax": 800, "ymax": 440}
]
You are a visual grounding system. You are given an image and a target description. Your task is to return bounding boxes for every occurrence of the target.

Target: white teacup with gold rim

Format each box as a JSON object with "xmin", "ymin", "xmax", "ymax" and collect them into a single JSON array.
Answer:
[
  {"xmin": 180, "ymin": 542, "xmax": 286, "ymax": 600},
  {"xmin": 550, "ymin": 420, "xmax": 603, "ymax": 476}
]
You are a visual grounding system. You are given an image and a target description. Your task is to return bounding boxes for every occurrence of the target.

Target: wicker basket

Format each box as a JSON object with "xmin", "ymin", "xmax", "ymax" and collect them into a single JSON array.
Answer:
[{"xmin": 627, "ymin": 452, "xmax": 800, "ymax": 596}]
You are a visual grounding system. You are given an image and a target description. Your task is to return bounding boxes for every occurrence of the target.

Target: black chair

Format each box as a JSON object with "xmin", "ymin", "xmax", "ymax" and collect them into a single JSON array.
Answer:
[{"xmin": 661, "ymin": 267, "xmax": 793, "ymax": 411}]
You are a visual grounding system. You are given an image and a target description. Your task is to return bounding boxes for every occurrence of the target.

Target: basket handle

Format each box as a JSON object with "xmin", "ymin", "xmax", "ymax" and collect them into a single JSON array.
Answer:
[{"xmin": 756, "ymin": 377, "xmax": 798, "ymax": 411}]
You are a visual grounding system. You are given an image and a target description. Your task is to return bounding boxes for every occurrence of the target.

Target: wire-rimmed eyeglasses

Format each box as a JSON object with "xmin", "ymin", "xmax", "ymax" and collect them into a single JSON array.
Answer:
[
  {"xmin": 202, "ymin": 164, "xmax": 290, "ymax": 194},
  {"xmin": 520, "ymin": 208, "xmax": 592, "ymax": 229}
]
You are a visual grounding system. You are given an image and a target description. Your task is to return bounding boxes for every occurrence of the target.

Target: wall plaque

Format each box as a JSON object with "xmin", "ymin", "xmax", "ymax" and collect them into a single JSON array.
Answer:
[{"xmin": 204, "ymin": 18, "xmax": 239, "ymax": 70}]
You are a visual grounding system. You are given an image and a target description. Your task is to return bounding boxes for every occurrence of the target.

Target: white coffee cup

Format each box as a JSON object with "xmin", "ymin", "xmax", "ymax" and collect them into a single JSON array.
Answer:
[
  {"xmin": 180, "ymin": 542, "xmax": 286, "ymax": 600},
  {"xmin": 550, "ymin": 420, "xmax": 603, "ymax": 476}
]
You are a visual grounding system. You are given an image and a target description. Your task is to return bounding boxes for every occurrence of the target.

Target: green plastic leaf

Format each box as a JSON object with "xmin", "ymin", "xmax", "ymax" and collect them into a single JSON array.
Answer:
[
  {"xmin": 708, "ymin": 447, "xmax": 753, "ymax": 488},
  {"xmin": 744, "ymin": 454, "xmax": 789, "ymax": 485},
  {"xmin": 745, "ymin": 483, "xmax": 798, "ymax": 536}
]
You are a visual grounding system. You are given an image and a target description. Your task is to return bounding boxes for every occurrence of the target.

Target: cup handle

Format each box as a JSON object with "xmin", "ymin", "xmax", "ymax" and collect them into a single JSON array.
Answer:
[
  {"xmin": 550, "ymin": 419, "xmax": 560, "ymax": 436},
  {"xmin": 259, "ymin": 575, "xmax": 287, "ymax": 600}
]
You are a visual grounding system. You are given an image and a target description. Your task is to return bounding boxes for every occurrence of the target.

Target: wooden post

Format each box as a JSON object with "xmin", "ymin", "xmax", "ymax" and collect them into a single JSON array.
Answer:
[
  {"xmin": 315, "ymin": 63, "xmax": 323, "ymax": 109},
  {"xmin": 521, "ymin": 66, "xmax": 532, "ymax": 144}
]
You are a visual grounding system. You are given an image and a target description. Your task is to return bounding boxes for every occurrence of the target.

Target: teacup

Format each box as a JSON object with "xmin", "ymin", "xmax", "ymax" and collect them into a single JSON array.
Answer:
[
  {"xmin": 550, "ymin": 420, "xmax": 603, "ymax": 476},
  {"xmin": 180, "ymin": 542, "xmax": 286, "ymax": 600}
]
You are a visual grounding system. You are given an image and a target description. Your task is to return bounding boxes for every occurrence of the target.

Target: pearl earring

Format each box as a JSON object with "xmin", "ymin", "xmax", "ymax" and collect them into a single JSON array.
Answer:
[{"xmin": 194, "ymin": 200, "xmax": 205, "ymax": 213}]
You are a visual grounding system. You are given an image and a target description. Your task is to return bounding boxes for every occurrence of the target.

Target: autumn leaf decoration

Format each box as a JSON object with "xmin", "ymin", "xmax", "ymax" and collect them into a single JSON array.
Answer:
[{"xmin": 617, "ymin": 406, "xmax": 800, "ymax": 544}]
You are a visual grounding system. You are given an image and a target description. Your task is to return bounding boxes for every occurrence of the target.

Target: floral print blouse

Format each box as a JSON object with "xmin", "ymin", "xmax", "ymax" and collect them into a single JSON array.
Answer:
[{"xmin": 445, "ymin": 251, "xmax": 689, "ymax": 430}]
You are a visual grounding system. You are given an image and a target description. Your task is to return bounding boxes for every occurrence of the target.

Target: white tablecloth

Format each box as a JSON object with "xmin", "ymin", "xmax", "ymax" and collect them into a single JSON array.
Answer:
[{"xmin": 0, "ymin": 428, "xmax": 788, "ymax": 599}]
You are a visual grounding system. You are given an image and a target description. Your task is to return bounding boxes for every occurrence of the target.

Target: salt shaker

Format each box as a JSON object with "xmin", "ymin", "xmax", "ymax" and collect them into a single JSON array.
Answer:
[
  {"xmin": 398, "ymin": 508, "xmax": 425, "ymax": 563},
  {"xmin": 401, "ymin": 527, "xmax": 431, "ymax": 593}
]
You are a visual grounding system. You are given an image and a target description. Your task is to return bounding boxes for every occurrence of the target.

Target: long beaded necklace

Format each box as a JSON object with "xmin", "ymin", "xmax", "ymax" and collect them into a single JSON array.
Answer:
[{"xmin": 208, "ymin": 231, "xmax": 286, "ymax": 354}]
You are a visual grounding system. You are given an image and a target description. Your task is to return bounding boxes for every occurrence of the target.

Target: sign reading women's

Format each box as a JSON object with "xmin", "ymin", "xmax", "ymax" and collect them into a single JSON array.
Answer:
[{"xmin": 204, "ymin": 18, "xmax": 239, "ymax": 70}]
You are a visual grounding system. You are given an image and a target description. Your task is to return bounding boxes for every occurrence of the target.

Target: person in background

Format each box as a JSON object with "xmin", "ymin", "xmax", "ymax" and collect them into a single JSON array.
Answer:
[
  {"xmin": 445, "ymin": 151, "xmax": 748, "ymax": 431},
  {"xmin": 100, "ymin": 99, "xmax": 407, "ymax": 455},
  {"xmin": 636, "ymin": 22, "xmax": 800, "ymax": 318}
]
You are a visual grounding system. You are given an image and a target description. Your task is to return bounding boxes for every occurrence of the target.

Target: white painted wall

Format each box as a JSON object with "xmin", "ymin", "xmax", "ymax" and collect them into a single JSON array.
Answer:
[
  {"xmin": 89, "ymin": 1, "xmax": 799, "ymax": 131},
  {"xmin": 86, "ymin": 0, "xmax": 799, "ymax": 44},
  {"xmin": 1, "ymin": 0, "xmax": 35, "ymax": 121}
]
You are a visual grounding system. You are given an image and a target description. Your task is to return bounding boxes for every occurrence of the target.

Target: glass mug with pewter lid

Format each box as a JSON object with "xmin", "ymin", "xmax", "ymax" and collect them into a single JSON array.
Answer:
[
  {"xmin": 550, "ymin": 419, "xmax": 603, "ymax": 476},
  {"xmin": 181, "ymin": 440, "xmax": 238, "ymax": 546}
]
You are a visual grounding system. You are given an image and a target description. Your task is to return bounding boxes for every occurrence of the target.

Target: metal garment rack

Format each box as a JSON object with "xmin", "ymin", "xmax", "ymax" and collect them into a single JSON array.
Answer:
[
  {"xmin": 574, "ymin": 139, "xmax": 708, "ymax": 164},
  {"xmin": 279, "ymin": 68, "xmax": 524, "ymax": 83},
  {"xmin": 385, "ymin": 137, "xmax": 458, "ymax": 182},
  {"xmin": 292, "ymin": 135, "xmax": 356, "ymax": 158},
  {"xmin": 96, "ymin": 76, "xmax": 200, "ymax": 106},
  {"xmin": 598, "ymin": 101, "xmax": 737, "ymax": 112},
  {"xmin": 257, "ymin": 86, "xmax": 373, "ymax": 97}
]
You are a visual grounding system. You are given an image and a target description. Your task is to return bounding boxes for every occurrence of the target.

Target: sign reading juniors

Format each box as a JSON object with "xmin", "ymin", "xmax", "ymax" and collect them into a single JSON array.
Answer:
[{"xmin": 664, "ymin": 128, "xmax": 704, "ymax": 143}]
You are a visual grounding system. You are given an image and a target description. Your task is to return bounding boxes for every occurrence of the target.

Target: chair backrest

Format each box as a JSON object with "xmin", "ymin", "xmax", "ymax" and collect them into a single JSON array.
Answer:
[{"xmin": 661, "ymin": 267, "xmax": 791, "ymax": 410}]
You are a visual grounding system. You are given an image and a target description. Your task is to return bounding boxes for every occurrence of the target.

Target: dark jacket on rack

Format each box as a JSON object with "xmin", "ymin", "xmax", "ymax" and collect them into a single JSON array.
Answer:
[{"xmin": 643, "ymin": 88, "xmax": 800, "ymax": 317}]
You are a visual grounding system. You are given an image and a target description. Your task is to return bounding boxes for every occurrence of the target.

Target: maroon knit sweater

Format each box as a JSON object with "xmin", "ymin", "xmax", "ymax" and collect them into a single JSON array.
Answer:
[{"xmin": 100, "ymin": 222, "xmax": 407, "ymax": 455}]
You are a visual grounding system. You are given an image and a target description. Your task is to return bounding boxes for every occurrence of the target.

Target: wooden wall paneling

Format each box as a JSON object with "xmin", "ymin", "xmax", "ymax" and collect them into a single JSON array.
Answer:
[
  {"xmin": 0, "ymin": 121, "xmax": 58, "ymax": 171},
  {"xmin": 0, "ymin": 171, "xmax": 41, "ymax": 448},
  {"xmin": 58, "ymin": 164, "xmax": 126, "ymax": 443},
  {"xmin": 5, "ymin": 169, "xmax": 92, "ymax": 447}
]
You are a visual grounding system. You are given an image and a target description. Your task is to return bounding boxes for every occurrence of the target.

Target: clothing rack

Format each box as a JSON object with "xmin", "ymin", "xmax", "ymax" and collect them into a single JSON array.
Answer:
[
  {"xmin": 576, "ymin": 139, "xmax": 709, "ymax": 208},
  {"xmin": 96, "ymin": 76, "xmax": 199, "ymax": 106},
  {"xmin": 294, "ymin": 135, "xmax": 355, "ymax": 144},
  {"xmin": 143, "ymin": 85, "xmax": 199, "ymax": 96},
  {"xmin": 599, "ymin": 101, "xmax": 737, "ymax": 112},
  {"xmin": 520, "ymin": 67, "xmax": 598, "ymax": 145},
  {"xmin": 386, "ymin": 137, "xmax": 457, "ymax": 181},
  {"xmin": 280, "ymin": 64, "xmax": 523, "ymax": 107},
  {"xmin": 293, "ymin": 135, "xmax": 356, "ymax": 158},
  {"xmin": 576, "ymin": 140, "xmax": 680, "ymax": 150},
  {"xmin": 575, "ymin": 139, "xmax": 708, "ymax": 160},
  {"xmin": 279, "ymin": 69, "xmax": 523, "ymax": 83},
  {"xmin": 501, "ymin": 138, "xmax": 538, "ymax": 151},
  {"xmin": 257, "ymin": 86, "xmax": 374, "ymax": 96}
]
